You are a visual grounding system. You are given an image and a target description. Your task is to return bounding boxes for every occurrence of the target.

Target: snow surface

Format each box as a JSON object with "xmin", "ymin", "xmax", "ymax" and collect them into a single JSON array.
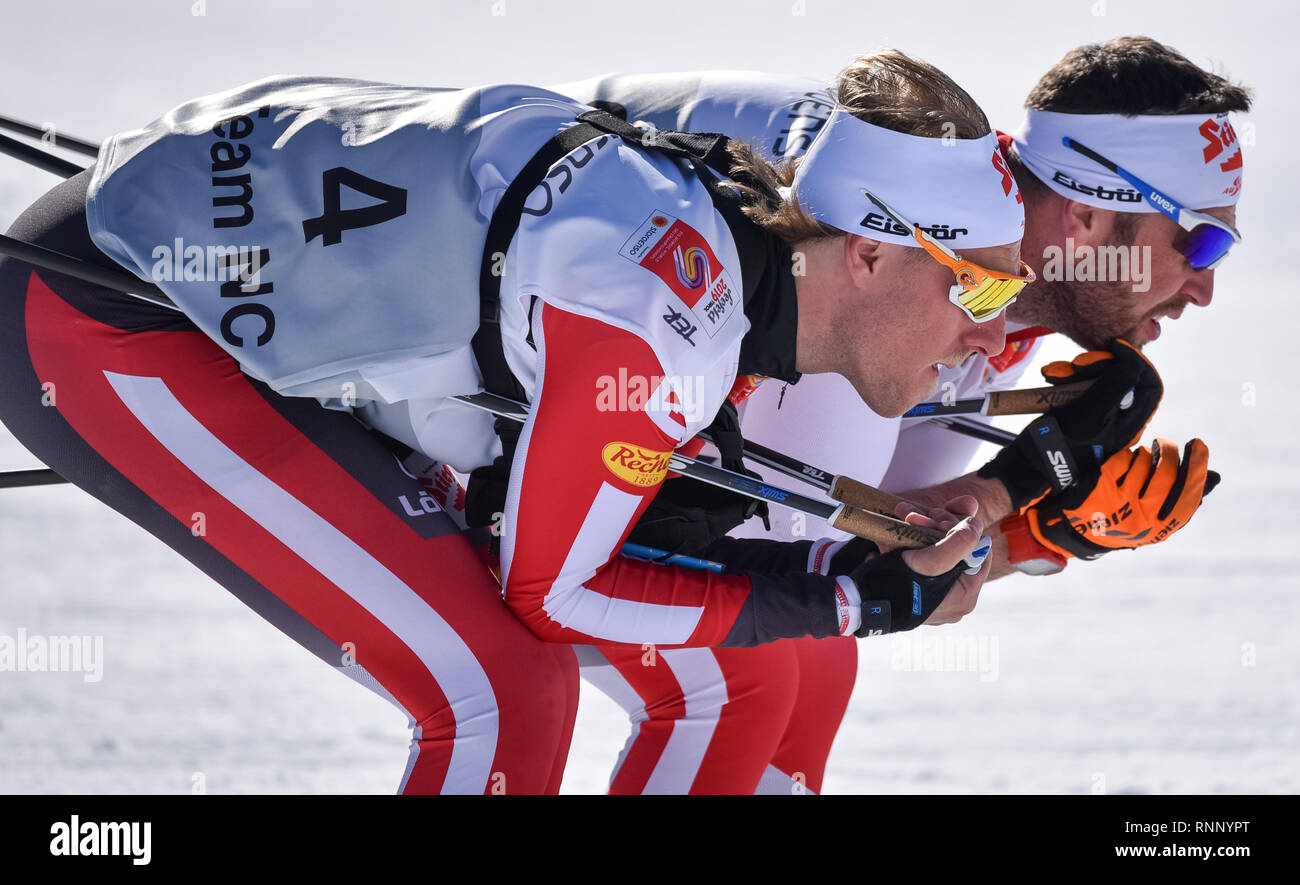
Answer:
[{"xmin": 0, "ymin": 0, "xmax": 1296, "ymax": 794}]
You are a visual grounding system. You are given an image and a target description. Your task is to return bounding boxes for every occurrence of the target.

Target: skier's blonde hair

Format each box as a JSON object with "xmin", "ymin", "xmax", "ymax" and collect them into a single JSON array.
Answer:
[{"xmin": 728, "ymin": 49, "xmax": 991, "ymax": 245}]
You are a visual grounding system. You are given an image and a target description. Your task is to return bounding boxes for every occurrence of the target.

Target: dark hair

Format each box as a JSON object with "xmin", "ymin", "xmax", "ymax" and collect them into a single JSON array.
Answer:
[
  {"xmin": 1025, "ymin": 36, "xmax": 1253, "ymax": 116},
  {"xmin": 1009, "ymin": 36, "xmax": 1253, "ymax": 200},
  {"xmin": 729, "ymin": 49, "xmax": 991, "ymax": 244}
]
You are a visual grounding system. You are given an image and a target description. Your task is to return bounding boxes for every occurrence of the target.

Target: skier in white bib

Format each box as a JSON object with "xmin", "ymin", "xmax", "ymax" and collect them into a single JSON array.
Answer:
[
  {"xmin": 556, "ymin": 36, "xmax": 1238, "ymax": 794},
  {"xmin": 0, "ymin": 50, "xmax": 1027, "ymax": 792}
]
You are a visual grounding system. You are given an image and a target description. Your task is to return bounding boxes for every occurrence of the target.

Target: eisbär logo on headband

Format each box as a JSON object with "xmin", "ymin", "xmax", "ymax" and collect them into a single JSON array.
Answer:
[
  {"xmin": 790, "ymin": 107, "xmax": 1026, "ymax": 249},
  {"xmin": 859, "ymin": 211, "xmax": 969, "ymax": 241}
]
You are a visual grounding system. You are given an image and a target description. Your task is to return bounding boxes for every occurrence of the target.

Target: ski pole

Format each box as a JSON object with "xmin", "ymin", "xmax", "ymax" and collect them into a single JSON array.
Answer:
[
  {"xmin": 0, "ymin": 131, "xmax": 85, "ymax": 178},
  {"xmin": 0, "ymin": 453, "xmax": 726, "ymax": 573},
  {"xmin": 0, "ymin": 113, "xmax": 100, "ymax": 157},
  {"xmin": 451, "ymin": 391, "xmax": 945, "ymax": 549},
  {"xmin": 0, "ymin": 467, "xmax": 65, "ymax": 489},
  {"xmin": 719, "ymin": 435, "xmax": 906, "ymax": 518},
  {"xmin": 0, "ymin": 234, "xmax": 174, "ymax": 309},
  {"xmin": 902, "ymin": 381, "xmax": 1092, "ymax": 418},
  {"xmin": 923, "ymin": 415, "xmax": 1016, "ymax": 446},
  {"xmin": 619, "ymin": 543, "xmax": 725, "ymax": 573}
]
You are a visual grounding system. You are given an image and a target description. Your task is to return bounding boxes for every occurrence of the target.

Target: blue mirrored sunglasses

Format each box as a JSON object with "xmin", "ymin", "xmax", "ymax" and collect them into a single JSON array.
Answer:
[{"xmin": 1063, "ymin": 137, "xmax": 1242, "ymax": 270}]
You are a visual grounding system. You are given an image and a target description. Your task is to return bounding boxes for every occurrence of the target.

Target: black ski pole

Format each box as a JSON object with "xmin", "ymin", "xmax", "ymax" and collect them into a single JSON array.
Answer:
[
  {"xmin": 0, "ymin": 113, "xmax": 100, "ymax": 157},
  {"xmin": 0, "ymin": 467, "xmax": 64, "ymax": 488},
  {"xmin": 0, "ymin": 234, "xmax": 174, "ymax": 310},
  {"xmin": 0, "ymin": 131, "xmax": 85, "ymax": 178}
]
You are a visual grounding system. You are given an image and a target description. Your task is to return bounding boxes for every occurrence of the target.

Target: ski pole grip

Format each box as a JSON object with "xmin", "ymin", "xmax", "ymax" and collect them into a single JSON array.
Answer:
[
  {"xmin": 828, "ymin": 476, "xmax": 906, "ymax": 516},
  {"xmin": 828, "ymin": 505, "xmax": 944, "ymax": 549},
  {"xmin": 983, "ymin": 381, "xmax": 1093, "ymax": 416}
]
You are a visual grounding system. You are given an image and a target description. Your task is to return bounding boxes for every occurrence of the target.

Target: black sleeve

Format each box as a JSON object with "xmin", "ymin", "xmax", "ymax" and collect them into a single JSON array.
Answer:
[
  {"xmin": 718, "ymin": 570, "xmax": 844, "ymax": 647},
  {"xmin": 698, "ymin": 535, "xmax": 814, "ymax": 575}
]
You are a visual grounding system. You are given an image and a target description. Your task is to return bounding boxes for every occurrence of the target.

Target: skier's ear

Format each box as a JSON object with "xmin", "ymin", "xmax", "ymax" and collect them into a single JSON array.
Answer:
[
  {"xmin": 844, "ymin": 233, "xmax": 883, "ymax": 285},
  {"xmin": 1059, "ymin": 196, "xmax": 1115, "ymax": 247}
]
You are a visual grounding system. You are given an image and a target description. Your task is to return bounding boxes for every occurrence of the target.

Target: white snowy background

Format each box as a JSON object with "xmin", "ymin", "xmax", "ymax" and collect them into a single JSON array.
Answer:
[{"xmin": 0, "ymin": 0, "xmax": 1294, "ymax": 794}]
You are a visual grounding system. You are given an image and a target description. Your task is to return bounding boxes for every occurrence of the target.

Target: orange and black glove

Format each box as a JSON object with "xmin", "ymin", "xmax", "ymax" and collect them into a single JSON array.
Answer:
[
  {"xmin": 1024, "ymin": 437, "xmax": 1219, "ymax": 561},
  {"xmin": 978, "ymin": 339, "xmax": 1163, "ymax": 509}
]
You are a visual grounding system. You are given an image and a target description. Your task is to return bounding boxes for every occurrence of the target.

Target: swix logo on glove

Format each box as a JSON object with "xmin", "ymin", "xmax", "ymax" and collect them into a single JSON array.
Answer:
[
  {"xmin": 601, "ymin": 442, "xmax": 672, "ymax": 487},
  {"xmin": 1047, "ymin": 449, "xmax": 1074, "ymax": 487},
  {"xmin": 619, "ymin": 212, "xmax": 739, "ymax": 338}
]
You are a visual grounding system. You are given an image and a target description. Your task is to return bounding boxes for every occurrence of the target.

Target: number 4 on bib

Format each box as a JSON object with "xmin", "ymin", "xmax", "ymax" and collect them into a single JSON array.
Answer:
[{"xmin": 302, "ymin": 167, "xmax": 408, "ymax": 246}]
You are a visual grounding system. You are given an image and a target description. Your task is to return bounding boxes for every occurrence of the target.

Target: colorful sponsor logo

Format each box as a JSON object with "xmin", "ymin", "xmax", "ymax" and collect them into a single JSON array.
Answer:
[
  {"xmin": 727, "ymin": 373, "xmax": 768, "ymax": 406},
  {"xmin": 674, "ymin": 245, "xmax": 710, "ymax": 290},
  {"xmin": 601, "ymin": 442, "xmax": 672, "ymax": 488},
  {"xmin": 619, "ymin": 212, "xmax": 739, "ymax": 339},
  {"xmin": 1198, "ymin": 115, "xmax": 1242, "ymax": 172}
]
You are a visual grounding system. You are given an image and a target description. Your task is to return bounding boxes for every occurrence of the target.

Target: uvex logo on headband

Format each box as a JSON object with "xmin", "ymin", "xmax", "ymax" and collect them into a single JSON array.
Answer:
[
  {"xmin": 1012, "ymin": 109, "xmax": 1245, "ymax": 211},
  {"xmin": 790, "ymin": 107, "xmax": 1025, "ymax": 250}
]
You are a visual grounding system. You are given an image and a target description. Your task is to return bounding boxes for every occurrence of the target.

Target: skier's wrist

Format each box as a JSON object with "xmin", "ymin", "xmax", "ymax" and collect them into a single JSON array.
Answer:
[{"xmin": 846, "ymin": 549, "xmax": 965, "ymax": 636}]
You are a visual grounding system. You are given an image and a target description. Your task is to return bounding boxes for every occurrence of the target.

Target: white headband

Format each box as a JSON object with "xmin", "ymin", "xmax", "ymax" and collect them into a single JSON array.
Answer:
[
  {"xmin": 1011, "ymin": 108, "xmax": 1244, "ymax": 212},
  {"xmin": 790, "ymin": 107, "xmax": 1025, "ymax": 249}
]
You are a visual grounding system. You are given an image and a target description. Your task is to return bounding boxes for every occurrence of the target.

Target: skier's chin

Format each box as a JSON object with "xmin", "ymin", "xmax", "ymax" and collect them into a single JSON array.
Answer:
[
  {"xmin": 866, "ymin": 369, "xmax": 938, "ymax": 419},
  {"xmin": 910, "ymin": 363, "xmax": 941, "ymax": 410}
]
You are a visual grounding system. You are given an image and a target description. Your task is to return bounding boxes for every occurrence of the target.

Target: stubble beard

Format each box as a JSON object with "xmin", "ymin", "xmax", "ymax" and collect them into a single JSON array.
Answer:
[{"xmin": 1015, "ymin": 274, "xmax": 1151, "ymax": 351}]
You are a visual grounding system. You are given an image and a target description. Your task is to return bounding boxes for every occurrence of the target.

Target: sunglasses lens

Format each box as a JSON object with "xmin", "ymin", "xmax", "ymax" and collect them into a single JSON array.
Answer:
[
  {"xmin": 1182, "ymin": 223, "xmax": 1237, "ymax": 269},
  {"xmin": 953, "ymin": 277, "xmax": 1025, "ymax": 321}
]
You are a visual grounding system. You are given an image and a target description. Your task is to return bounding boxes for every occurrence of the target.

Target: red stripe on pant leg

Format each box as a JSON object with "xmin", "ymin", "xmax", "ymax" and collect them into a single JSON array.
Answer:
[
  {"xmin": 769, "ymin": 635, "xmax": 858, "ymax": 793},
  {"xmin": 544, "ymin": 644, "xmax": 581, "ymax": 794},
  {"xmin": 687, "ymin": 642, "xmax": 799, "ymax": 794},
  {"xmin": 23, "ymin": 273, "xmax": 461, "ymax": 789},
  {"xmin": 35, "ymin": 284, "xmax": 579, "ymax": 793},
  {"xmin": 599, "ymin": 644, "xmax": 687, "ymax": 795},
  {"xmin": 24, "ymin": 273, "xmax": 574, "ymax": 793}
]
